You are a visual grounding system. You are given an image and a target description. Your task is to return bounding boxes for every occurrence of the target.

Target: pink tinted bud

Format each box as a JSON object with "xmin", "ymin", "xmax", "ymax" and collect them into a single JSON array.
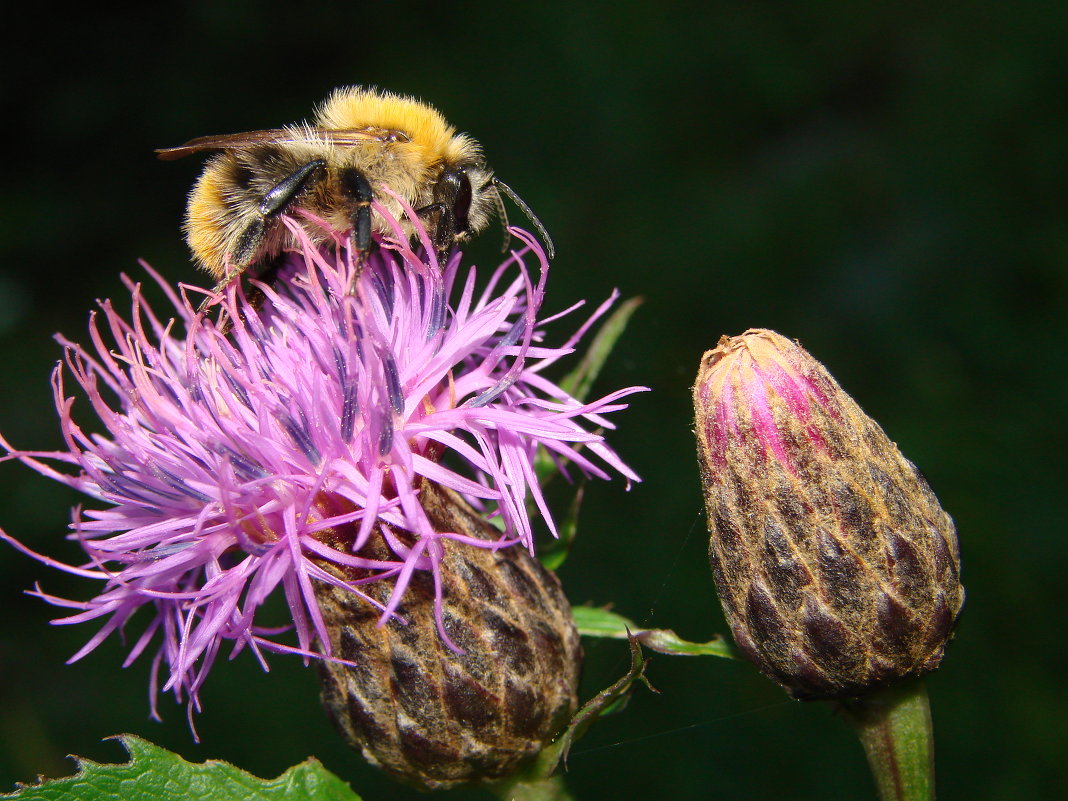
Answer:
[{"xmin": 693, "ymin": 329, "xmax": 963, "ymax": 700}]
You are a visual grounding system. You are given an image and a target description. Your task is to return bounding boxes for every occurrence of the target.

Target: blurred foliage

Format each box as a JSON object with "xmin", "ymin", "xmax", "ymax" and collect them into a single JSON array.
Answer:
[{"xmin": 1, "ymin": 2, "xmax": 1064, "ymax": 800}]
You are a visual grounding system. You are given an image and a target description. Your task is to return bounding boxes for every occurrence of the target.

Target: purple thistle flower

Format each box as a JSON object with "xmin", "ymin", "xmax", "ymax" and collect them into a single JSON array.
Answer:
[{"xmin": 1, "ymin": 196, "xmax": 645, "ymax": 722}]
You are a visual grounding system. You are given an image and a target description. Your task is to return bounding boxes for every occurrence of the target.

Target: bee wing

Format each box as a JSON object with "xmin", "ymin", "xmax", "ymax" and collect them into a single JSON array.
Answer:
[
  {"xmin": 155, "ymin": 129, "xmax": 298, "ymax": 160},
  {"xmin": 156, "ymin": 126, "xmax": 410, "ymax": 160}
]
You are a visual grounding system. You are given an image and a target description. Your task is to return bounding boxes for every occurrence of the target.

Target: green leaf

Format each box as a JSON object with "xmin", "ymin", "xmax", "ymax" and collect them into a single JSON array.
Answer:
[
  {"xmin": 2, "ymin": 735, "xmax": 360, "ymax": 801},
  {"xmin": 559, "ymin": 295, "xmax": 643, "ymax": 403},
  {"xmin": 573, "ymin": 605, "xmax": 736, "ymax": 659},
  {"xmin": 530, "ymin": 296, "xmax": 643, "ymax": 567},
  {"xmin": 537, "ymin": 483, "xmax": 584, "ymax": 571},
  {"xmin": 533, "ymin": 295, "xmax": 644, "ymax": 488}
]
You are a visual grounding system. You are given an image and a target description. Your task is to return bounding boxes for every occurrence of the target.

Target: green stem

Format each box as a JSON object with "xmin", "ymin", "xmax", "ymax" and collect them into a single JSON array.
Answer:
[
  {"xmin": 839, "ymin": 677, "xmax": 935, "ymax": 801},
  {"xmin": 489, "ymin": 774, "xmax": 575, "ymax": 801}
]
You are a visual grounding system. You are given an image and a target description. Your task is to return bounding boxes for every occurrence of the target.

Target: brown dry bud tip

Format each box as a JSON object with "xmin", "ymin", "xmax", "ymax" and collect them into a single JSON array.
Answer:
[
  {"xmin": 693, "ymin": 329, "xmax": 963, "ymax": 701},
  {"xmin": 315, "ymin": 482, "xmax": 581, "ymax": 790}
]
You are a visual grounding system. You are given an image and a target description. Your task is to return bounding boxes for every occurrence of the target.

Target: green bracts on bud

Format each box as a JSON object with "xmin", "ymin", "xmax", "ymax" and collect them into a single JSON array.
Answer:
[
  {"xmin": 315, "ymin": 482, "xmax": 581, "ymax": 790},
  {"xmin": 693, "ymin": 330, "xmax": 963, "ymax": 700}
]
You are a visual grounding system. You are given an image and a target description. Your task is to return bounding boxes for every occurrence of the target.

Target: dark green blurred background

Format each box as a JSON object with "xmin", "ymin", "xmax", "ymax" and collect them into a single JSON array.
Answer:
[{"xmin": 2, "ymin": 3, "xmax": 1064, "ymax": 799}]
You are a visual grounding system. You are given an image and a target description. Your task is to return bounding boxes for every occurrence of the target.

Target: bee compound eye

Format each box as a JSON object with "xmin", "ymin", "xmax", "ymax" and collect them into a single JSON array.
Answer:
[{"xmin": 445, "ymin": 169, "xmax": 473, "ymax": 229}]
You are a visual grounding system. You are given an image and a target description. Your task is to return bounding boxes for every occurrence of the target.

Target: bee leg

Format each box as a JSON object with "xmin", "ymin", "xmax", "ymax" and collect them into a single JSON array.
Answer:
[
  {"xmin": 196, "ymin": 254, "xmax": 257, "ymax": 315},
  {"xmin": 199, "ymin": 159, "xmax": 327, "ymax": 317},
  {"xmin": 416, "ymin": 167, "xmax": 473, "ymax": 264},
  {"xmin": 231, "ymin": 158, "xmax": 327, "ymax": 270},
  {"xmin": 414, "ymin": 199, "xmax": 469, "ymax": 268},
  {"xmin": 194, "ymin": 159, "xmax": 328, "ymax": 328},
  {"xmin": 339, "ymin": 169, "xmax": 374, "ymax": 283},
  {"xmin": 207, "ymin": 256, "xmax": 287, "ymax": 334},
  {"xmin": 414, "ymin": 203, "xmax": 450, "ymax": 247},
  {"xmin": 197, "ymin": 252, "xmax": 288, "ymax": 326},
  {"xmin": 259, "ymin": 159, "xmax": 327, "ymax": 217}
]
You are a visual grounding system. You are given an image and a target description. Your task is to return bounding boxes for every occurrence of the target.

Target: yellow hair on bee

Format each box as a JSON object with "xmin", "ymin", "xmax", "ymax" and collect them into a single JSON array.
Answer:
[
  {"xmin": 315, "ymin": 87, "xmax": 482, "ymax": 169},
  {"xmin": 186, "ymin": 167, "xmax": 242, "ymax": 277}
]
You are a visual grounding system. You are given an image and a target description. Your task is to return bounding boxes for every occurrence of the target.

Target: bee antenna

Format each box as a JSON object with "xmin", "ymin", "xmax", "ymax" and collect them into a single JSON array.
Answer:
[
  {"xmin": 492, "ymin": 178, "xmax": 555, "ymax": 260},
  {"xmin": 490, "ymin": 179, "xmax": 512, "ymax": 254}
]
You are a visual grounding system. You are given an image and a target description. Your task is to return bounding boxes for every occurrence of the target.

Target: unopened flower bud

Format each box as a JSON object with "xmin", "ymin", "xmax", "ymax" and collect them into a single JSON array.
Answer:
[
  {"xmin": 693, "ymin": 329, "xmax": 963, "ymax": 700},
  {"xmin": 316, "ymin": 482, "xmax": 581, "ymax": 790}
]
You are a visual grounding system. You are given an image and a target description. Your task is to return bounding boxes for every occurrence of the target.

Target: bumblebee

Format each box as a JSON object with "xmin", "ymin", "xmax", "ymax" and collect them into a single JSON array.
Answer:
[{"xmin": 157, "ymin": 86, "xmax": 552, "ymax": 283}]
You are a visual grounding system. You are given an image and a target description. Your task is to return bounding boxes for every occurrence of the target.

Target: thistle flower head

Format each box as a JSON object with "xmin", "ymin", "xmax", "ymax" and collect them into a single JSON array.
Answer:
[
  {"xmin": 1, "ymin": 199, "xmax": 643, "ymax": 721},
  {"xmin": 694, "ymin": 329, "xmax": 963, "ymax": 700},
  {"xmin": 317, "ymin": 482, "xmax": 582, "ymax": 790}
]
